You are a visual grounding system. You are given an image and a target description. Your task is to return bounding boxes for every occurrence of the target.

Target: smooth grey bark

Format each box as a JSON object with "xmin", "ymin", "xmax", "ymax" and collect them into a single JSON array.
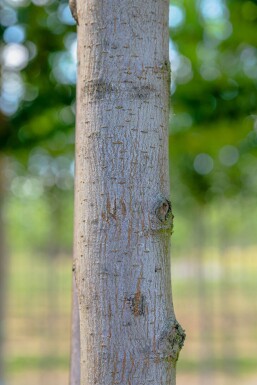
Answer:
[
  {"xmin": 70, "ymin": 277, "xmax": 81, "ymax": 385},
  {"xmin": 70, "ymin": 1, "xmax": 185, "ymax": 385}
]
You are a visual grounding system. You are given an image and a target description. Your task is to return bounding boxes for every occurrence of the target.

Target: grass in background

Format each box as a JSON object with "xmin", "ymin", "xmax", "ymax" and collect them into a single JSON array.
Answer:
[{"xmin": 4, "ymin": 246, "xmax": 257, "ymax": 385}]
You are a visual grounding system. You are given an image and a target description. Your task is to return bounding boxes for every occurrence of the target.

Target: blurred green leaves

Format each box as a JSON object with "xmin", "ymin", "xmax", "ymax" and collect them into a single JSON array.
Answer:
[
  {"xmin": 0, "ymin": 0, "xmax": 76, "ymax": 152},
  {"xmin": 169, "ymin": 0, "xmax": 257, "ymax": 205}
]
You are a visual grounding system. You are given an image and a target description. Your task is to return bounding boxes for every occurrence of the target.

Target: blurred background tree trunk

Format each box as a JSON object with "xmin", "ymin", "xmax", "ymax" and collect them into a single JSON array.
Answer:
[
  {"xmin": 70, "ymin": 278, "xmax": 80, "ymax": 385},
  {"xmin": 71, "ymin": 0, "xmax": 185, "ymax": 384},
  {"xmin": 0, "ymin": 157, "xmax": 7, "ymax": 385}
]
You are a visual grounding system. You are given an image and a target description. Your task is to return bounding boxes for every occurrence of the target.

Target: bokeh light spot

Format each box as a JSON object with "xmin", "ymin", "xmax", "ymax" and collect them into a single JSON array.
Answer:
[
  {"xmin": 2, "ymin": 43, "xmax": 29, "ymax": 70},
  {"xmin": 0, "ymin": 7, "xmax": 17, "ymax": 26},
  {"xmin": 169, "ymin": 5, "xmax": 185, "ymax": 28},
  {"xmin": 58, "ymin": 4, "xmax": 76, "ymax": 25},
  {"xmin": 4, "ymin": 25, "xmax": 25, "ymax": 44},
  {"xmin": 194, "ymin": 153, "xmax": 214, "ymax": 175},
  {"xmin": 219, "ymin": 145, "xmax": 239, "ymax": 167},
  {"xmin": 200, "ymin": 0, "xmax": 226, "ymax": 20}
]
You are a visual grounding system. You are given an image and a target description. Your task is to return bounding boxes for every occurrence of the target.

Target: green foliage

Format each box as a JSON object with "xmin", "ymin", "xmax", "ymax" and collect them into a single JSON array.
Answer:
[
  {"xmin": 1, "ymin": 0, "xmax": 76, "ymax": 153},
  {"xmin": 169, "ymin": 0, "xmax": 257, "ymax": 205}
]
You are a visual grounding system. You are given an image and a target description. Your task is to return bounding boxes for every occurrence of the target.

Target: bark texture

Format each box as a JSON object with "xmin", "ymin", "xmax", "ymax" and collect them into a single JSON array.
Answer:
[
  {"xmin": 72, "ymin": 1, "xmax": 185, "ymax": 384},
  {"xmin": 70, "ymin": 277, "xmax": 81, "ymax": 385}
]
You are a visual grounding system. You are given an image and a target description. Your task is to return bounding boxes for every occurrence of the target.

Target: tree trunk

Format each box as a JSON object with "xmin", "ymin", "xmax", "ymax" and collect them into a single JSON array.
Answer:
[
  {"xmin": 0, "ymin": 157, "xmax": 6, "ymax": 385},
  {"xmin": 70, "ymin": 277, "xmax": 81, "ymax": 385},
  {"xmin": 71, "ymin": 1, "xmax": 185, "ymax": 384}
]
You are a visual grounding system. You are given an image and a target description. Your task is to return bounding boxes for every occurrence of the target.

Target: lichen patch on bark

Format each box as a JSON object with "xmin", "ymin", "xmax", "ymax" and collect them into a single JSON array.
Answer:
[
  {"xmin": 157, "ymin": 318, "xmax": 186, "ymax": 363},
  {"xmin": 125, "ymin": 293, "xmax": 146, "ymax": 316}
]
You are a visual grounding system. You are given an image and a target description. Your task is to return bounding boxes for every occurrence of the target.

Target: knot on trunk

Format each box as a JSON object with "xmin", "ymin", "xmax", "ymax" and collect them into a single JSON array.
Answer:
[
  {"xmin": 150, "ymin": 195, "xmax": 174, "ymax": 234},
  {"xmin": 157, "ymin": 318, "xmax": 186, "ymax": 363}
]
